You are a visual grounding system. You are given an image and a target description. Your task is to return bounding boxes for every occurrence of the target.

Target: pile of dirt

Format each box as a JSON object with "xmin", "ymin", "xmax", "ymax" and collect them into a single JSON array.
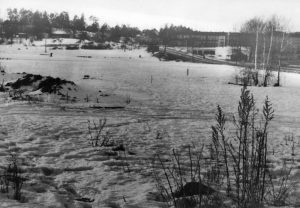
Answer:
[{"xmin": 6, "ymin": 73, "xmax": 76, "ymax": 93}]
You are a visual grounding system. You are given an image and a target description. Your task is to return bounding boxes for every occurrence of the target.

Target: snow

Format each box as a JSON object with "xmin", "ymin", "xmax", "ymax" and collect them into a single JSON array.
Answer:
[
  {"xmin": 34, "ymin": 38, "xmax": 81, "ymax": 46},
  {"xmin": 0, "ymin": 44, "xmax": 300, "ymax": 207}
]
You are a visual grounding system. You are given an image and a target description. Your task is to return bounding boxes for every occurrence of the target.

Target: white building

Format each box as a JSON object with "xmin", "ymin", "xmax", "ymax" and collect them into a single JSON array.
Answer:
[{"xmin": 189, "ymin": 46, "xmax": 250, "ymax": 61}]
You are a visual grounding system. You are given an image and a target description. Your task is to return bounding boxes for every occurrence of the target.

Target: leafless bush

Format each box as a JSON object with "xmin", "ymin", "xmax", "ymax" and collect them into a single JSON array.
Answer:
[
  {"xmin": 87, "ymin": 119, "xmax": 136, "ymax": 174},
  {"xmin": 155, "ymin": 129, "xmax": 168, "ymax": 140},
  {"xmin": 210, "ymin": 86, "xmax": 275, "ymax": 207},
  {"xmin": 143, "ymin": 121, "xmax": 152, "ymax": 133},
  {"xmin": 231, "ymin": 66, "xmax": 277, "ymax": 87},
  {"xmin": 0, "ymin": 166, "xmax": 9, "ymax": 194},
  {"xmin": 283, "ymin": 133, "xmax": 296, "ymax": 156},
  {"xmin": 266, "ymin": 164, "xmax": 298, "ymax": 206},
  {"xmin": 153, "ymin": 87, "xmax": 276, "ymax": 207},
  {"xmin": 231, "ymin": 67, "xmax": 260, "ymax": 86},
  {"xmin": 118, "ymin": 146, "xmax": 131, "ymax": 173},
  {"xmin": 87, "ymin": 119, "xmax": 113, "ymax": 147},
  {"xmin": 125, "ymin": 94, "xmax": 131, "ymax": 105},
  {"xmin": 8, "ymin": 89, "xmax": 26, "ymax": 100},
  {"xmin": 153, "ymin": 86, "xmax": 300, "ymax": 207},
  {"xmin": 0, "ymin": 154, "xmax": 26, "ymax": 201},
  {"xmin": 0, "ymin": 62, "xmax": 6, "ymax": 74},
  {"xmin": 153, "ymin": 146, "xmax": 227, "ymax": 208},
  {"xmin": 262, "ymin": 66, "xmax": 276, "ymax": 87},
  {"xmin": 84, "ymin": 94, "xmax": 89, "ymax": 102},
  {"xmin": 26, "ymin": 95, "xmax": 43, "ymax": 104},
  {"xmin": 0, "ymin": 79, "xmax": 6, "ymax": 92}
]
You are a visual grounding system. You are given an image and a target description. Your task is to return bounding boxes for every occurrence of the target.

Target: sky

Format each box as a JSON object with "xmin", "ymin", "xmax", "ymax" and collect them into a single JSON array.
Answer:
[{"xmin": 0, "ymin": 0, "xmax": 300, "ymax": 32}]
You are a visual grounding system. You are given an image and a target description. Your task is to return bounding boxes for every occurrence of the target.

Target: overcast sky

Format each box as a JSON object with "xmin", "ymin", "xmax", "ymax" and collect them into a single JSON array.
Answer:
[{"xmin": 0, "ymin": 0, "xmax": 299, "ymax": 31}]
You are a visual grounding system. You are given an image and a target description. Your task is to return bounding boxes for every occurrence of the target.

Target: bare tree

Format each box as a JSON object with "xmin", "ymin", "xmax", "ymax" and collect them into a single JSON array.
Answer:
[
  {"xmin": 240, "ymin": 15, "xmax": 290, "ymax": 87},
  {"xmin": 240, "ymin": 17, "xmax": 265, "ymax": 85}
]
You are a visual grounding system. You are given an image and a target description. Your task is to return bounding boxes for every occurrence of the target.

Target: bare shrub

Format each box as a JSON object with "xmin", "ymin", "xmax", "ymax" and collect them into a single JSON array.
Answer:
[
  {"xmin": 266, "ymin": 164, "xmax": 298, "ymax": 206},
  {"xmin": 262, "ymin": 66, "xmax": 273, "ymax": 87},
  {"xmin": 143, "ymin": 121, "xmax": 152, "ymax": 133},
  {"xmin": 0, "ymin": 79, "xmax": 6, "ymax": 92},
  {"xmin": 154, "ymin": 87, "xmax": 284, "ymax": 208},
  {"xmin": 87, "ymin": 119, "xmax": 113, "ymax": 147},
  {"xmin": 230, "ymin": 65, "xmax": 277, "ymax": 87},
  {"xmin": 153, "ymin": 146, "xmax": 228, "ymax": 208},
  {"xmin": 125, "ymin": 94, "xmax": 131, "ymax": 105},
  {"xmin": 0, "ymin": 154, "xmax": 26, "ymax": 201},
  {"xmin": 9, "ymin": 89, "xmax": 26, "ymax": 100},
  {"xmin": 0, "ymin": 167, "xmax": 9, "ymax": 194},
  {"xmin": 210, "ymin": 86, "xmax": 275, "ymax": 207},
  {"xmin": 231, "ymin": 67, "xmax": 261, "ymax": 86},
  {"xmin": 0, "ymin": 62, "xmax": 6, "ymax": 74},
  {"xmin": 155, "ymin": 129, "xmax": 168, "ymax": 140},
  {"xmin": 84, "ymin": 94, "xmax": 89, "ymax": 102},
  {"xmin": 87, "ymin": 119, "xmax": 136, "ymax": 174},
  {"xmin": 283, "ymin": 133, "xmax": 296, "ymax": 156}
]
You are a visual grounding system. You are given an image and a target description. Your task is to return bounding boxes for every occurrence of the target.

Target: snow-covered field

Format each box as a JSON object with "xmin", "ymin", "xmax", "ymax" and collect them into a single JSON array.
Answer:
[{"xmin": 1, "ymin": 44, "xmax": 300, "ymax": 207}]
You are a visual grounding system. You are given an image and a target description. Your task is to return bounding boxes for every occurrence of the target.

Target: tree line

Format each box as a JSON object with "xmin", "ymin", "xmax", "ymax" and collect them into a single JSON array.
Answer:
[
  {"xmin": 0, "ymin": 8, "xmax": 142, "ymax": 42},
  {"xmin": 0, "ymin": 8, "xmax": 208, "ymax": 45}
]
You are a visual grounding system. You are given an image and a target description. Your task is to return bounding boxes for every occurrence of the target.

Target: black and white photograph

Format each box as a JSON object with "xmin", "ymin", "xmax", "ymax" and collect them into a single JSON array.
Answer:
[{"xmin": 0, "ymin": 0, "xmax": 300, "ymax": 207}]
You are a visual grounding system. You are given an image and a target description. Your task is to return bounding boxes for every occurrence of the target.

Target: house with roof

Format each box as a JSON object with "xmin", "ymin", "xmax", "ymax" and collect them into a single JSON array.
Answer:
[{"xmin": 51, "ymin": 28, "xmax": 73, "ymax": 38}]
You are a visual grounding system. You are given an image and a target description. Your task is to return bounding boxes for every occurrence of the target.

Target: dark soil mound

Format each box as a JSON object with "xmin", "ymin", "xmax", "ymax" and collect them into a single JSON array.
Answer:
[
  {"xmin": 8, "ymin": 74, "xmax": 43, "ymax": 89},
  {"xmin": 38, "ymin": 76, "xmax": 75, "ymax": 93},
  {"xmin": 173, "ymin": 182, "xmax": 215, "ymax": 198},
  {"xmin": 6, "ymin": 74, "xmax": 76, "ymax": 93}
]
